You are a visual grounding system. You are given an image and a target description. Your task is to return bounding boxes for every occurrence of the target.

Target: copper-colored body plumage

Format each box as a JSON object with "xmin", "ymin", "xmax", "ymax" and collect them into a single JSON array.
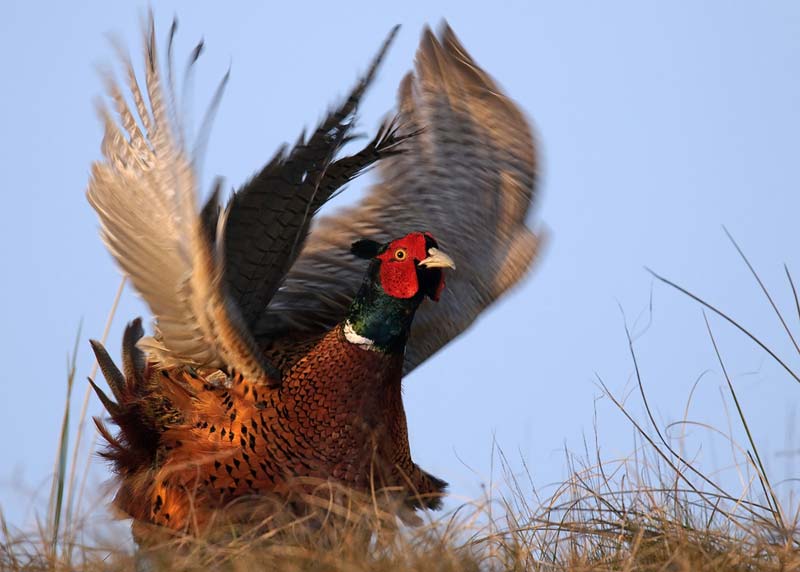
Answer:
[{"xmin": 93, "ymin": 322, "xmax": 444, "ymax": 535}]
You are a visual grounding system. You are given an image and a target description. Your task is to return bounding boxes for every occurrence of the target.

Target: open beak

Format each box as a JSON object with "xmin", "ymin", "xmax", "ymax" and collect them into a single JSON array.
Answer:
[{"xmin": 419, "ymin": 247, "xmax": 456, "ymax": 270}]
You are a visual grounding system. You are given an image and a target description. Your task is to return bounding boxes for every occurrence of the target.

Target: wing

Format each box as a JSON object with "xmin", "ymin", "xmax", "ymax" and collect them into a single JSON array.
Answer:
[
  {"xmin": 222, "ymin": 26, "xmax": 406, "ymax": 332},
  {"xmin": 88, "ymin": 18, "xmax": 400, "ymax": 384},
  {"xmin": 256, "ymin": 23, "xmax": 542, "ymax": 374},
  {"xmin": 88, "ymin": 18, "xmax": 222, "ymax": 371}
]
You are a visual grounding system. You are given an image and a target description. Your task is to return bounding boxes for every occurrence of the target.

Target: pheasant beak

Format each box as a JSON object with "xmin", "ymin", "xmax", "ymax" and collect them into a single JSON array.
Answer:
[{"xmin": 419, "ymin": 247, "xmax": 456, "ymax": 270}]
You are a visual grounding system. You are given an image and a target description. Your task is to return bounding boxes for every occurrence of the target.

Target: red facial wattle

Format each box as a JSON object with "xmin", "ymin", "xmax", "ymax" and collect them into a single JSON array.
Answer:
[
  {"xmin": 377, "ymin": 233, "xmax": 427, "ymax": 299},
  {"xmin": 376, "ymin": 232, "xmax": 450, "ymax": 301}
]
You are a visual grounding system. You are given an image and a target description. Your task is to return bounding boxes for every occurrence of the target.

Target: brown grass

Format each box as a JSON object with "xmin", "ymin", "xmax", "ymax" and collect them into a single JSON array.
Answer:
[
  {"xmin": 2, "ymin": 236, "xmax": 800, "ymax": 571},
  {"xmin": 3, "ymin": 429, "xmax": 797, "ymax": 572}
]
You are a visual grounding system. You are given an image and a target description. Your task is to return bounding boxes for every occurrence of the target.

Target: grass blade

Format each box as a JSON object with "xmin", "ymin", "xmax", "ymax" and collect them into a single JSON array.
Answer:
[{"xmin": 47, "ymin": 322, "xmax": 82, "ymax": 558}]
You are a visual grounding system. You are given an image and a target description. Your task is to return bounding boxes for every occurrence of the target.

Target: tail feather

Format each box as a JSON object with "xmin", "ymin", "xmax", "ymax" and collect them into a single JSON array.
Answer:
[
  {"xmin": 87, "ymin": 377, "xmax": 121, "ymax": 417},
  {"xmin": 90, "ymin": 319, "xmax": 162, "ymax": 476},
  {"xmin": 89, "ymin": 339, "xmax": 126, "ymax": 401},
  {"xmin": 121, "ymin": 317, "xmax": 146, "ymax": 388}
]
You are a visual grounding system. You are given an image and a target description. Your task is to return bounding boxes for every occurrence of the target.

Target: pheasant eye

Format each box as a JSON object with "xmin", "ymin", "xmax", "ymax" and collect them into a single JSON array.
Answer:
[{"xmin": 394, "ymin": 248, "xmax": 407, "ymax": 261}]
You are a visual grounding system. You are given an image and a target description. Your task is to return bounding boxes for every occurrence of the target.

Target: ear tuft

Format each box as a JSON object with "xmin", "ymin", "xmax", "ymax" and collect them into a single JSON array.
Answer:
[{"xmin": 351, "ymin": 238, "xmax": 382, "ymax": 259}]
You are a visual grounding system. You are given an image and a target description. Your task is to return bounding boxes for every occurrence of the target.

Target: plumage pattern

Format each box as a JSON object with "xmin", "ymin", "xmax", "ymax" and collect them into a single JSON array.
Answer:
[
  {"xmin": 222, "ymin": 27, "xmax": 407, "ymax": 332},
  {"xmin": 256, "ymin": 24, "xmax": 542, "ymax": 374},
  {"xmin": 88, "ymin": 17, "xmax": 404, "ymax": 384},
  {"xmin": 87, "ymin": 23, "xmax": 213, "ymax": 370},
  {"xmin": 87, "ymin": 19, "xmax": 542, "ymax": 537},
  {"xmin": 91, "ymin": 321, "xmax": 445, "ymax": 536}
]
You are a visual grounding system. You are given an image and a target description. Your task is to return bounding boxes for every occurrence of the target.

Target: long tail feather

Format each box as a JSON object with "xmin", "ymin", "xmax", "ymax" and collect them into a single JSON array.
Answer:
[
  {"xmin": 121, "ymin": 317, "xmax": 146, "ymax": 388},
  {"xmin": 90, "ymin": 320, "xmax": 162, "ymax": 477},
  {"xmin": 89, "ymin": 339, "xmax": 126, "ymax": 401},
  {"xmin": 87, "ymin": 377, "xmax": 121, "ymax": 417}
]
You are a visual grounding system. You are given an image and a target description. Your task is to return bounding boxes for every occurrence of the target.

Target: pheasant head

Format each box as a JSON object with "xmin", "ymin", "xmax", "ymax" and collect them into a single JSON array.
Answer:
[{"xmin": 346, "ymin": 232, "xmax": 455, "ymax": 352}]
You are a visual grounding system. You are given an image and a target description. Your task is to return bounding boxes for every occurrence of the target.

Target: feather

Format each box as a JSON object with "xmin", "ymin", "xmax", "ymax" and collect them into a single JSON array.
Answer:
[
  {"xmin": 87, "ymin": 16, "xmax": 268, "ymax": 381},
  {"xmin": 89, "ymin": 339, "xmax": 126, "ymax": 402},
  {"xmin": 88, "ymin": 18, "xmax": 409, "ymax": 385},
  {"xmin": 88, "ymin": 377, "xmax": 121, "ymax": 417},
  {"xmin": 121, "ymin": 318, "xmax": 146, "ymax": 388},
  {"xmin": 222, "ymin": 26, "xmax": 404, "ymax": 332},
  {"xmin": 256, "ymin": 23, "xmax": 543, "ymax": 375}
]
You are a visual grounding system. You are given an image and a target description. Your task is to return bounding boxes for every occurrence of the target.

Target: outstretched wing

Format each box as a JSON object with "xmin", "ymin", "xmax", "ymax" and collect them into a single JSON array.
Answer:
[
  {"xmin": 87, "ymin": 18, "xmax": 226, "ymax": 371},
  {"xmin": 256, "ymin": 23, "xmax": 542, "ymax": 374},
  {"xmin": 222, "ymin": 26, "xmax": 407, "ymax": 332},
  {"xmin": 88, "ymin": 17, "xmax": 401, "ymax": 383}
]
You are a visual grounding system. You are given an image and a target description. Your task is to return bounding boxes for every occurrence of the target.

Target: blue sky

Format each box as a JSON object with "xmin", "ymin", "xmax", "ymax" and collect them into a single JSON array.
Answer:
[{"xmin": 2, "ymin": 1, "xmax": 800, "ymax": 527}]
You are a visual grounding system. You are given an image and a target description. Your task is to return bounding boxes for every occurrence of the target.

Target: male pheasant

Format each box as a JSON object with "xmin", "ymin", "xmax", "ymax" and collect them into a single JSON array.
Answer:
[{"xmin": 87, "ymin": 17, "xmax": 541, "ymax": 539}]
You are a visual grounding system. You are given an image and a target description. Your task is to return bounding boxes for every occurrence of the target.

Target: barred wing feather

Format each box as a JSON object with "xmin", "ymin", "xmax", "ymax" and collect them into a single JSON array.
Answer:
[
  {"xmin": 88, "ymin": 19, "xmax": 403, "ymax": 385},
  {"xmin": 258, "ymin": 23, "xmax": 543, "ymax": 375},
  {"xmin": 87, "ymin": 21, "xmax": 217, "ymax": 370}
]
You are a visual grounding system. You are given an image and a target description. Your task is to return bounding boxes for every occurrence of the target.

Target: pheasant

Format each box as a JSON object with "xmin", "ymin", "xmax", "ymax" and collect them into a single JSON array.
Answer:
[{"xmin": 87, "ymin": 17, "xmax": 541, "ymax": 539}]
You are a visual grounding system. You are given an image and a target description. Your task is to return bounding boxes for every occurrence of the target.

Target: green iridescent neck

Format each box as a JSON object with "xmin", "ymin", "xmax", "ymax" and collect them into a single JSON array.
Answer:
[{"xmin": 345, "ymin": 261, "xmax": 422, "ymax": 353}]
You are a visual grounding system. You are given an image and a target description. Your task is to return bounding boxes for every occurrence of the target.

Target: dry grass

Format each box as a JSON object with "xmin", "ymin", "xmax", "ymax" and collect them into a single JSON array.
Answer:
[
  {"xmin": 3, "ymin": 431, "xmax": 797, "ymax": 572},
  {"xmin": 3, "ymin": 236, "xmax": 800, "ymax": 571}
]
